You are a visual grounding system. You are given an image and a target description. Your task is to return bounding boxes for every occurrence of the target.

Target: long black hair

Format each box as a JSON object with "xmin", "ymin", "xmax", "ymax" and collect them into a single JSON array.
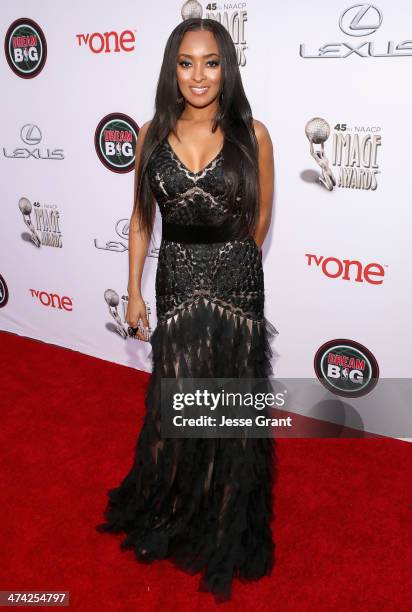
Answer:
[{"xmin": 134, "ymin": 18, "xmax": 260, "ymax": 239}]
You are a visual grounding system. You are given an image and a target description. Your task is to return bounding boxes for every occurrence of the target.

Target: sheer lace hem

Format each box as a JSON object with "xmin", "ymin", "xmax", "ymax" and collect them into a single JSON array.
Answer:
[{"xmin": 96, "ymin": 295, "xmax": 279, "ymax": 602}]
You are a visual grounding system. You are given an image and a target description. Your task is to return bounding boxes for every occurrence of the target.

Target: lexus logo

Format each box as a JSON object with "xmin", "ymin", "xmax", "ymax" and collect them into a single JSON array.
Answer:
[
  {"xmin": 20, "ymin": 124, "xmax": 42, "ymax": 145},
  {"xmin": 299, "ymin": 3, "xmax": 410, "ymax": 58},
  {"xmin": 3, "ymin": 124, "xmax": 64, "ymax": 160},
  {"xmin": 339, "ymin": 4, "xmax": 383, "ymax": 37}
]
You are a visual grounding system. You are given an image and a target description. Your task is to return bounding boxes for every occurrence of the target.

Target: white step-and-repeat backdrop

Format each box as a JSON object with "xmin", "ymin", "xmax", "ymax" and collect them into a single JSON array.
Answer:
[{"xmin": 1, "ymin": 1, "xmax": 411, "ymax": 437}]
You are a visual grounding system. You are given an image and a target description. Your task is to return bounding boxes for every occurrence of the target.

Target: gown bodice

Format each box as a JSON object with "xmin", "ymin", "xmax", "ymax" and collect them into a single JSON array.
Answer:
[
  {"xmin": 146, "ymin": 136, "xmax": 264, "ymax": 323},
  {"xmin": 147, "ymin": 138, "xmax": 244, "ymax": 228}
]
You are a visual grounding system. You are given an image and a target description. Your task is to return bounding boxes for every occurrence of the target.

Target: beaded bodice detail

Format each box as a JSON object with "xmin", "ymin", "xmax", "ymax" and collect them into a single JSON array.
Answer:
[{"xmin": 147, "ymin": 139, "xmax": 243, "ymax": 226}]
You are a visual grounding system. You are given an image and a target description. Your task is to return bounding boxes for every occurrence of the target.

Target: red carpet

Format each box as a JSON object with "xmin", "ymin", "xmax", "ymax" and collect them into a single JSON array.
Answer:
[{"xmin": 1, "ymin": 330, "xmax": 411, "ymax": 611}]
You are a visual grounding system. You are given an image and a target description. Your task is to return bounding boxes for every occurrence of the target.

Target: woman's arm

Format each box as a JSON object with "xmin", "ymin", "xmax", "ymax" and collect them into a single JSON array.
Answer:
[
  {"xmin": 127, "ymin": 120, "xmax": 152, "ymax": 298},
  {"xmin": 252, "ymin": 119, "xmax": 275, "ymax": 251},
  {"xmin": 125, "ymin": 121, "xmax": 153, "ymax": 340}
]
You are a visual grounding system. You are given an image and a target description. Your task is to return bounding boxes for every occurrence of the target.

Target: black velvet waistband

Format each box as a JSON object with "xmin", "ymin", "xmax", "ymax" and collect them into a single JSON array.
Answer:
[{"xmin": 162, "ymin": 220, "xmax": 241, "ymax": 244}]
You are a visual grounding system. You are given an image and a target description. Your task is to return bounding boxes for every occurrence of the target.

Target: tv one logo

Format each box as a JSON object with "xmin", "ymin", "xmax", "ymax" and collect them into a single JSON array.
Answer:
[
  {"xmin": 30, "ymin": 289, "xmax": 73, "ymax": 311},
  {"xmin": 306, "ymin": 254, "xmax": 386, "ymax": 284},
  {"xmin": 75, "ymin": 29, "xmax": 136, "ymax": 53}
]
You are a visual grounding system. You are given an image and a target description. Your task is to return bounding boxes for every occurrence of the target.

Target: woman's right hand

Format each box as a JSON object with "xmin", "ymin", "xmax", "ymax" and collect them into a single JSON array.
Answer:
[{"xmin": 126, "ymin": 293, "xmax": 150, "ymax": 341}]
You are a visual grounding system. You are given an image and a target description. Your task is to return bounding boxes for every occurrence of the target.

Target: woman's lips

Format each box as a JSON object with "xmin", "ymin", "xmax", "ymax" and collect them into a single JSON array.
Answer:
[{"xmin": 190, "ymin": 87, "xmax": 209, "ymax": 95}]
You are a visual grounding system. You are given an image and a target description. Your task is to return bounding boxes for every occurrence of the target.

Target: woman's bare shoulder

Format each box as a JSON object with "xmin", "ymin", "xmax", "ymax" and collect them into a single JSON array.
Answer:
[
  {"xmin": 134, "ymin": 121, "xmax": 153, "ymax": 171},
  {"xmin": 252, "ymin": 118, "xmax": 272, "ymax": 147},
  {"xmin": 139, "ymin": 120, "xmax": 152, "ymax": 140}
]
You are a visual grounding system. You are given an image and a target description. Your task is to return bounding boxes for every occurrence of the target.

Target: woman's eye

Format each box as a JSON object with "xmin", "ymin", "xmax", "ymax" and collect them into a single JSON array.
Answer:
[{"xmin": 178, "ymin": 60, "xmax": 220, "ymax": 68}]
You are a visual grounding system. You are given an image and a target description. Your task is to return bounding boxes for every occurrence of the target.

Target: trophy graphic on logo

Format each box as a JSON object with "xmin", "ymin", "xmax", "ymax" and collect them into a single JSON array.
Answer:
[
  {"xmin": 305, "ymin": 117, "xmax": 336, "ymax": 191},
  {"xmin": 104, "ymin": 288, "xmax": 152, "ymax": 341},
  {"xmin": 18, "ymin": 197, "xmax": 41, "ymax": 247},
  {"xmin": 181, "ymin": 0, "xmax": 203, "ymax": 20}
]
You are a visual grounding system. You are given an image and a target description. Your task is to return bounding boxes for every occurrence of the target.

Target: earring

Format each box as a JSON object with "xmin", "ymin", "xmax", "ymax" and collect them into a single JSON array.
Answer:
[
  {"xmin": 219, "ymin": 90, "xmax": 224, "ymax": 104},
  {"xmin": 176, "ymin": 95, "xmax": 184, "ymax": 103}
]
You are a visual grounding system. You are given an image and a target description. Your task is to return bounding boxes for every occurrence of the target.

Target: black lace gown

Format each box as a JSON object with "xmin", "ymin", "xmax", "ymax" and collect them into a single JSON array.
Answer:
[{"xmin": 96, "ymin": 136, "xmax": 279, "ymax": 602}]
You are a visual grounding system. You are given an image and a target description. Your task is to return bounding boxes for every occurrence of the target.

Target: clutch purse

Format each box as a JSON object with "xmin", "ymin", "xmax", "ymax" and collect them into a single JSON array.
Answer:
[{"xmin": 126, "ymin": 300, "xmax": 152, "ymax": 341}]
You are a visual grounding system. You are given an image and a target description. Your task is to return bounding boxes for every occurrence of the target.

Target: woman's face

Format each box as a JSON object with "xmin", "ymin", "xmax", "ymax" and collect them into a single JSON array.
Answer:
[{"xmin": 176, "ymin": 30, "xmax": 222, "ymax": 109}]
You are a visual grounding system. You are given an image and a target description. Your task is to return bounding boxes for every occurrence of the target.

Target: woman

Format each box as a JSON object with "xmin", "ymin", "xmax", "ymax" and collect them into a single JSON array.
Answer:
[{"xmin": 96, "ymin": 17, "xmax": 279, "ymax": 602}]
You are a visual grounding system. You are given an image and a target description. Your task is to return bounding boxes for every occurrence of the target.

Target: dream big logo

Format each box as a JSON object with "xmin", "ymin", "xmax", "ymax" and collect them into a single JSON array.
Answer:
[
  {"xmin": 0, "ymin": 274, "xmax": 9, "ymax": 308},
  {"xmin": 4, "ymin": 18, "xmax": 47, "ymax": 78},
  {"xmin": 314, "ymin": 338, "xmax": 379, "ymax": 397},
  {"xmin": 94, "ymin": 113, "xmax": 139, "ymax": 173}
]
